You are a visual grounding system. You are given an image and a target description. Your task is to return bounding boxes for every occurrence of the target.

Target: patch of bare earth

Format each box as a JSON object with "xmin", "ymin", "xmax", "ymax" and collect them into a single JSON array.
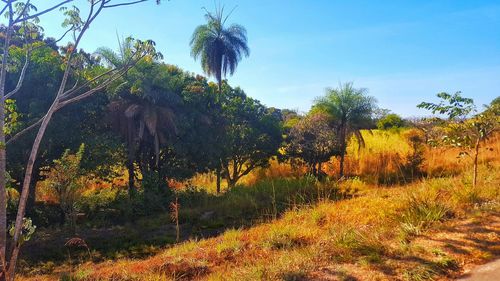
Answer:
[{"xmin": 309, "ymin": 211, "xmax": 500, "ymax": 281}]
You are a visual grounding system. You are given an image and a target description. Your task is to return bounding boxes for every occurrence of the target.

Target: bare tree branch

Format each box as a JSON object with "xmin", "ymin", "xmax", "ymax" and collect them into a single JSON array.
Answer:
[
  {"xmin": 5, "ymin": 116, "xmax": 43, "ymax": 145},
  {"xmin": 0, "ymin": 2, "xmax": 8, "ymax": 16},
  {"xmin": 57, "ymin": 65, "xmax": 132, "ymax": 108},
  {"xmin": 103, "ymin": 0, "xmax": 149, "ymax": 8},
  {"xmin": 59, "ymin": 67, "xmax": 118, "ymax": 99},
  {"xmin": 54, "ymin": 27, "xmax": 73, "ymax": 44},
  {"xmin": 3, "ymin": 51, "xmax": 29, "ymax": 100}
]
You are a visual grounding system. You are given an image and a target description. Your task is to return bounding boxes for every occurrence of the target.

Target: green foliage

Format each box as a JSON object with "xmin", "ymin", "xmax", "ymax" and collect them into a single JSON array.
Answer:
[
  {"xmin": 190, "ymin": 6, "xmax": 250, "ymax": 84},
  {"xmin": 314, "ymin": 82, "xmax": 377, "ymax": 127},
  {"xmin": 216, "ymin": 229, "xmax": 244, "ymax": 254},
  {"xmin": 313, "ymin": 82, "xmax": 377, "ymax": 176},
  {"xmin": 4, "ymin": 99, "xmax": 22, "ymax": 136},
  {"xmin": 377, "ymin": 113, "xmax": 405, "ymax": 130},
  {"xmin": 417, "ymin": 91, "xmax": 475, "ymax": 120},
  {"xmin": 219, "ymin": 86, "xmax": 283, "ymax": 187},
  {"xmin": 285, "ymin": 113, "xmax": 338, "ymax": 177},
  {"xmin": 42, "ymin": 144, "xmax": 86, "ymax": 228},
  {"xmin": 418, "ymin": 92, "xmax": 499, "ymax": 186},
  {"xmin": 399, "ymin": 192, "xmax": 451, "ymax": 240},
  {"xmin": 9, "ymin": 217, "xmax": 36, "ymax": 245},
  {"xmin": 178, "ymin": 177, "xmax": 340, "ymax": 226}
]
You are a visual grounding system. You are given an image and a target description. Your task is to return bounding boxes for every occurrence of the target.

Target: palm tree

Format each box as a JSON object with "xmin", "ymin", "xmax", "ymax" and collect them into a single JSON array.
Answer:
[
  {"xmin": 190, "ymin": 6, "xmax": 250, "ymax": 93},
  {"xmin": 96, "ymin": 35, "xmax": 135, "ymax": 68},
  {"xmin": 314, "ymin": 82, "xmax": 377, "ymax": 178},
  {"xmin": 108, "ymin": 97, "xmax": 177, "ymax": 195},
  {"xmin": 190, "ymin": 6, "xmax": 249, "ymax": 193},
  {"xmin": 96, "ymin": 38, "xmax": 178, "ymax": 196}
]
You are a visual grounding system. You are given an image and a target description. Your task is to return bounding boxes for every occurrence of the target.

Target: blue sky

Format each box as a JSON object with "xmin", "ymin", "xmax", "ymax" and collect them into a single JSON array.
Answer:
[{"xmin": 31, "ymin": 0, "xmax": 500, "ymax": 116}]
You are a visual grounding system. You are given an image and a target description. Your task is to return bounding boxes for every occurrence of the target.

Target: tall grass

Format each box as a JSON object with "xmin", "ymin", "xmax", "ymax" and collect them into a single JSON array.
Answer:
[{"xmin": 177, "ymin": 176, "xmax": 342, "ymax": 227}]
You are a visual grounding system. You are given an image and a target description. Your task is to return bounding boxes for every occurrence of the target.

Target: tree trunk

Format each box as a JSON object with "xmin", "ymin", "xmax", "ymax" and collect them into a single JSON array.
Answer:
[
  {"xmin": 26, "ymin": 166, "xmax": 40, "ymax": 217},
  {"xmin": 215, "ymin": 77, "xmax": 223, "ymax": 194},
  {"xmin": 473, "ymin": 138, "xmax": 480, "ymax": 188},
  {"xmin": 216, "ymin": 167, "xmax": 221, "ymax": 194},
  {"xmin": 0, "ymin": 21, "xmax": 12, "ymax": 278},
  {"xmin": 126, "ymin": 157, "xmax": 135, "ymax": 197},
  {"xmin": 227, "ymin": 178, "xmax": 236, "ymax": 189},
  {"xmin": 7, "ymin": 101, "xmax": 58, "ymax": 280},
  {"xmin": 339, "ymin": 121, "xmax": 347, "ymax": 178}
]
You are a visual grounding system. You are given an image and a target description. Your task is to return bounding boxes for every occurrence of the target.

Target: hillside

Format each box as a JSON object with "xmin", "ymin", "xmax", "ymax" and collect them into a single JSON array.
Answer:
[{"xmin": 21, "ymin": 164, "xmax": 499, "ymax": 280}]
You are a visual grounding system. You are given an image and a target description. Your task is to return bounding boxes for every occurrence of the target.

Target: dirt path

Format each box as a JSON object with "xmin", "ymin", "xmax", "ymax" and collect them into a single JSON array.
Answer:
[{"xmin": 456, "ymin": 259, "xmax": 500, "ymax": 281}]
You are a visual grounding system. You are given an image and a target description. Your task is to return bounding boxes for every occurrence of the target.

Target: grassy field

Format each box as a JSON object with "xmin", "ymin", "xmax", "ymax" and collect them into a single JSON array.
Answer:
[
  {"xmin": 19, "ymin": 164, "xmax": 499, "ymax": 280},
  {"xmin": 18, "ymin": 130, "xmax": 500, "ymax": 280}
]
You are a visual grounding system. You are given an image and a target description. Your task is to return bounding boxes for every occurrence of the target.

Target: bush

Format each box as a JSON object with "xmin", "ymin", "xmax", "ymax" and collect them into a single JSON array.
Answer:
[
  {"xmin": 377, "ymin": 114, "xmax": 405, "ymax": 130},
  {"xmin": 399, "ymin": 190, "xmax": 452, "ymax": 240}
]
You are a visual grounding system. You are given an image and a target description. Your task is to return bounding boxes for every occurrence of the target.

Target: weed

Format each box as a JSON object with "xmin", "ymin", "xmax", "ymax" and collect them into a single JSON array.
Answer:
[{"xmin": 399, "ymin": 190, "xmax": 452, "ymax": 241}]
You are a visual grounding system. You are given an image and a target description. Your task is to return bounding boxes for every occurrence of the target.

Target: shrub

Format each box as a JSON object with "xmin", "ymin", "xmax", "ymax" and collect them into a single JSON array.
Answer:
[
  {"xmin": 399, "ymin": 190, "xmax": 452, "ymax": 240},
  {"xmin": 377, "ymin": 113, "xmax": 405, "ymax": 130},
  {"xmin": 38, "ymin": 144, "xmax": 86, "ymax": 230}
]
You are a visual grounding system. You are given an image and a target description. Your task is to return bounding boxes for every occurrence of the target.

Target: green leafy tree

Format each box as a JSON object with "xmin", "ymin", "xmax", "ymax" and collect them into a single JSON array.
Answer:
[
  {"xmin": 313, "ymin": 82, "xmax": 377, "ymax": 178},
  {"xmin": 377, "ymin": 113, "xmax": 405, "ymax": 130},
  {"xmin": 0, "ymin": 1, "xmax": 162, "ymax": 278},
  {"xmin": 418, "ymin": 93, "xmax": 499, "ymax": 187},
  {"xmin": 42, "ymin": 144, "xmax": 85, "ymax": 232},
  {"xmin": 98, "ymin": 39, "xmax": 183, "ymax": 196},
  {"xmin": 190, "ymin": 6, "xmax": 249, "ymax": 192},
  {"xmin": 285, "ymin": 113, "xmax": 338, "ymax": 178},
  {"xmin": 219, "ymin": 87, "xmax": 282, "ymax": 188}
]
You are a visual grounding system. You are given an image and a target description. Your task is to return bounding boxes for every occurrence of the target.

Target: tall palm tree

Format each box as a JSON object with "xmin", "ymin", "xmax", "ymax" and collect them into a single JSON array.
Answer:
[
  {"xmin": 190, "ymin": 6, "xmax": 250, "ymax": 94},
  {"xmin": 190, "ymin": 6, "xmax": 249, "ymax": 193},
  {"xmin": 314, "ymin": 82, "xmax": 377, "ymax": 178},
  {"xmin": 96, "ymin": 38, "xmax": 177, "ymax": 196}
]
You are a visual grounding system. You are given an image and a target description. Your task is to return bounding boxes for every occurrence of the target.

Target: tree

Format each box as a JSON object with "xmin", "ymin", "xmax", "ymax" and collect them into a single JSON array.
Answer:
[
  {"xmin": 4, "ymin": 33, "xmax": 120, "ymax": 220},
  {"xmin": 0, "ymin": 3, "xmax": 73, "ymax": 276},
  {"xmin": 313, "ymin": 82, "xmax": 377, "ymax": 178},
  {"xmin": 190, "ymin": 6, "xmax": 249, "ymax": 93},
  {"xmin": 285, "ymin": 113, "xmax": 338, "ymax": 178},
  {"xmin": 377, "ymin": 113, "xmax": 405, "ymax": 130},
  {"xmin": 41, "ymin": 144, "xmax": 85, "ymax": 232},
  {"xmin": 418, "ymin": 92, "xmax": 499, "ymax": 187},
  {"xmin": 0, "ymin": 1, "xmax": 162, "ymax": 279},
  {"xmin": 97, "ymin": 38, "xmax": 184, "ymax": 197},
  {"xmin": 190, "ymin": 5, "xmax": 249, "ymax": 192},
  {"xmin": 219, "ymin": 87, "xmax": 282, "ymax": 188}
]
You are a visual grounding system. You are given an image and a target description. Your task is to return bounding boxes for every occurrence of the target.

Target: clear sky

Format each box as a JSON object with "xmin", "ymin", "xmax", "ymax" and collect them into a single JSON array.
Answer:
[{"xmin": 29, "ymin": 0, "xmax": 500, "ymax": 116}]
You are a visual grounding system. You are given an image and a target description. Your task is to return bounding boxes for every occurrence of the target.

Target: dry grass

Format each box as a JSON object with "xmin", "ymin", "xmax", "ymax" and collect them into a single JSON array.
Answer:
[
  {"xmin": 245, "ymin": 130, "xmax": 500, "ymax": 186},
  {"xmin": 20, "ymin": 161, "xmax": 499, "ymax": 281},
  {"xmin": 19, "ymin": 131, "xmax": 500, "ymax": 281}
]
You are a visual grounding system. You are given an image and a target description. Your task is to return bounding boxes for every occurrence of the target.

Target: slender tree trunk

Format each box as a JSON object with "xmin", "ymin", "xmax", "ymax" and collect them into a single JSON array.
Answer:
[
  {"xmin": 227, "ymin": 178, "xmax": 236, "ymax": 189},
  {"xmin": 473, "ymin": 138, "xmax": 480, "ymax": 188},
  {"xmin": 339, "ymin": 120, "xmax": 347, "ymax": 178},
  {"xmin": 126, "ymin": 159, "xmax": 135, "ymax": 197},
  {"xmin": 8, "ymin": 102, "xmax": 58, "ymax": 280},
  {"xmin": 26, "ymin": 166, "xmax": 40, "ymax": 216},
  {"xmin": 215, "ymin": 78, "xmax": 223, "ymax": 194},
  {"xmin": 216, "ymin": 167, "xmax": 221, "ymax": 194},
  {"xmin": 0, "ymin": 21, "xmax": 12, "ymax": 278}
]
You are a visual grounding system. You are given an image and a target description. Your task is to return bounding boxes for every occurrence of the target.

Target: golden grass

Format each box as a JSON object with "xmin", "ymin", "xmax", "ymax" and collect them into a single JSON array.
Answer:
[{"xmin": 21, "ymin": 161, "xmax": 499, "ymax": 281}]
